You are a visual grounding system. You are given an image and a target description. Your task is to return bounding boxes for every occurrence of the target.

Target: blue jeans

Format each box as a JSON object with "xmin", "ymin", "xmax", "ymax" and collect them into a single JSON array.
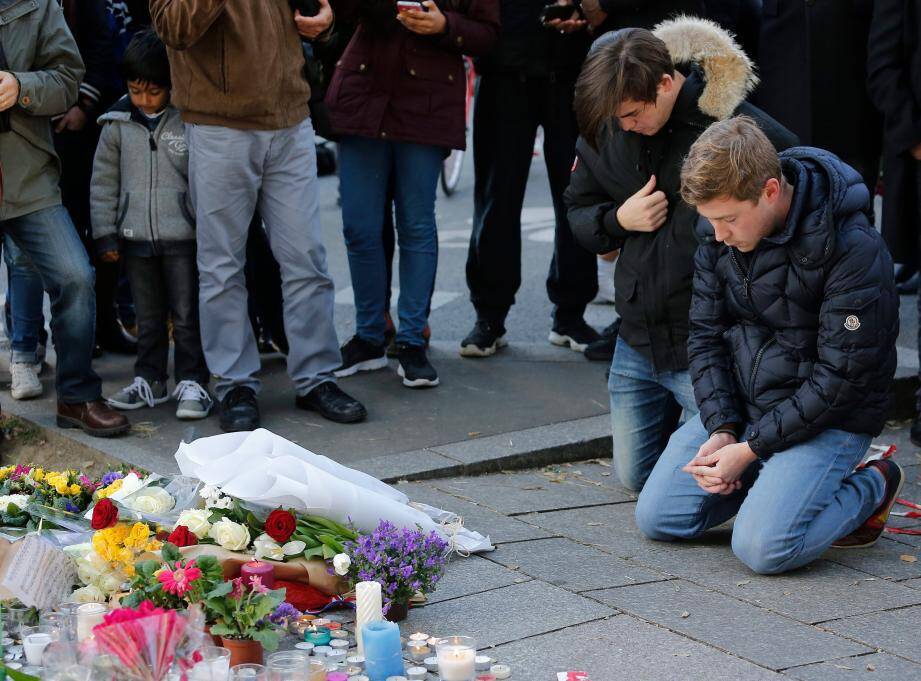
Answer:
[
  {"xmin": 4, "ymin": 235, "xmax": 47, "ymax": 364},
  {"xmin": 635, "ymin": 414, "xmax": 885, "ymax": 574},
  {"xmin": 338, "ymin": 136, "xmax": 442, "ymax": 347},
  {"xmin": 609, "ymin": 340, "xmax": 698, "ymax": 491},
  {"xmin": 0, "ymin": 206, "xmax": 100, "ymax": 402}
]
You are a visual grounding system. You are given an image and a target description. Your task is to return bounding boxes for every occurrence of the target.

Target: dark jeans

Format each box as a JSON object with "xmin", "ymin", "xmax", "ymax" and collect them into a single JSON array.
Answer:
[
  {"xmin": 125, "ymin": 254, "xmax": 208, "ymax": 385},
  {"xmin": 3, "ymin": 236, "xmax": 48, "ymax": 363},
  {"xmin": 467, "ymin": 71, "xmax": 597, "ymax": 326},
  {"xmin": 0, "ymin": 206, "xmax": 101, "ymax": 402}
]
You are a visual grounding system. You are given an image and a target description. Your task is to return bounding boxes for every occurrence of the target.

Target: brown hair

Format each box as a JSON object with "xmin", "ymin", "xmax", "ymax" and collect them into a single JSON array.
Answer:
[
  {"xmin": 680, "ymin": 116, "xmax": 782, "ymax": 205},
  {"xmin": 574, "ymin": 28, "xmax": 674, "ymax": 149}
]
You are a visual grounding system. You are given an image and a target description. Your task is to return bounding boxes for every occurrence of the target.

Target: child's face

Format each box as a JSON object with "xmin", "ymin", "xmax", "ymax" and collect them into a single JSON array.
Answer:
[{"xmin": 127, "ymin": 80, "xmax": 169, "ymax": 116}]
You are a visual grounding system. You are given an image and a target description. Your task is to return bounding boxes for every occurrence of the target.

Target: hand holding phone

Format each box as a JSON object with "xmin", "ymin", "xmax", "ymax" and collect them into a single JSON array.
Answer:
[{"xmin": 397, "ymin": 0, "xmax": 427, "ymax": 12}]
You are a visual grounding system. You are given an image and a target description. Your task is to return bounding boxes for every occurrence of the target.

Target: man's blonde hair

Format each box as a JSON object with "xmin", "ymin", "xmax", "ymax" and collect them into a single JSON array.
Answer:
[{"xmin": 680, "ymin": 116, "xmax": 781, "ymax": 206}]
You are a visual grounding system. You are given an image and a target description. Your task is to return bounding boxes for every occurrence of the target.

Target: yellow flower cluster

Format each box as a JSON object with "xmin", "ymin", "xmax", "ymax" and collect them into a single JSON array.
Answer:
[
  {"xmin": 96, "ymin": 478, "xmax": 124, "ymax": 499},
  {"xmin": 45, "ymin": 471, "xmax": 81, "ymax": 496},
  {"xmin": 0, "ymin": 466, "xmax": 44, "ymax": 483},
  {"xmin": 92, "ymin": 522, "xmax": 162, "ymax": 578}
]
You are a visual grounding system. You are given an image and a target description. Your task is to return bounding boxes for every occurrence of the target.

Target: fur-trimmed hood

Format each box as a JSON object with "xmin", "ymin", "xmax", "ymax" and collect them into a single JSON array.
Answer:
[{"xmin": 653, "ymin": 15, "xmax": 758, "ymax": 120}]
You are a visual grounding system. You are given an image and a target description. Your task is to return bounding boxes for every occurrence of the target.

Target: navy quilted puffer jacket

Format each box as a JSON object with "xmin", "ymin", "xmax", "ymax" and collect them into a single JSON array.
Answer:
[{"xmin": 689, "ymin": 147, "xmax": 899, "ymax": 459}]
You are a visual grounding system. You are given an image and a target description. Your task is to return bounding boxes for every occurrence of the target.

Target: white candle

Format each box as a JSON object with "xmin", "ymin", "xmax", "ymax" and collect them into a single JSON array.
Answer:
[
  {"xmin": 436, "ymin": 646, "xmax": 476, "ymax": 681},
  {"xmin": 354, "ymin": 581, "xmax": 383, "ymax": 657},
  {"xmin": 76, "ymin": 603, "xmax": 107, "ymax": 642},
  {"xmin": 23, "ymin": 633, "xmax": 52, "ymax": 666}
]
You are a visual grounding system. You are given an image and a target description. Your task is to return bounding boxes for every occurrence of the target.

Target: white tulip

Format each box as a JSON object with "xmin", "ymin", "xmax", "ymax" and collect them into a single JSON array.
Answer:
[
  {"xmin": 282, "ymin": 540, "xmax": 306, "ymax": 556},
  {"xmin": 333, "ymin": 553, "xmax": 351, "ymax": 576},
  {"xmin": 253, "ymin": 533, "xmax": 284, "ymax": 561}
]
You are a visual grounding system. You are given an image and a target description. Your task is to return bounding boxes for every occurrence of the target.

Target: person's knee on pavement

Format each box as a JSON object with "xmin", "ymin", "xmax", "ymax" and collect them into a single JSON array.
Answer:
[
  {"xmin": 731, "ymin": 524, "xmax": 800, "ymax": 575},
  {"xmin": 634, "ymin": 487, "xmax": 682, "ymax": 541}
]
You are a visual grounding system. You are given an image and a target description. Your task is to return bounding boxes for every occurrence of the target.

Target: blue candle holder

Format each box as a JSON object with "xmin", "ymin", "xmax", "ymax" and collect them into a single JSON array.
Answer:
[
  {"xmin": 361, "ymin": 621, "xmax": 404, "ymax": 681},
  {"xmin": 304, "ymin": 626, "xmax": 332, "ymax": 645}
]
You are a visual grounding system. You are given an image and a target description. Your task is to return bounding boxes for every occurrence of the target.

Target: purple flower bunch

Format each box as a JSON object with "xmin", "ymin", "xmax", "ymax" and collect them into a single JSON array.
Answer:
[
  {"xmin": 344, "ymin": 520, "xmax": 449, "ymax": 612},
  {"xmin": 101, "ymin": 471, "xmax": 125, "ymax": 487},
  {"xmin": 268, "ymin": 602, "xmax": 301, "ymax": 625}
]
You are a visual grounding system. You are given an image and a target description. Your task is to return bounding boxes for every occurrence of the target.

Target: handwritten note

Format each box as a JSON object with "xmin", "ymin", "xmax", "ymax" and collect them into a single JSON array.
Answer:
[{"xmin": 1, "ymin": 534, "xmax": 77, "ymax": 609}]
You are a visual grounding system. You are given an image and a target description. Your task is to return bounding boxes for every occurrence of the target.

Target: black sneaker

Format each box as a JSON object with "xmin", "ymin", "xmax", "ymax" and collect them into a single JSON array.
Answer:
[
  {"xmin": 387, "ymin": 322, "xmax": 431, "ymax": 358},
  {"xmin": 549, "ymin": 319, "xmax": 601, "ymax": 353},
  {"xmin": 584, "ymin": 319, "xmax": 621, "ymax": 362},
  {"xmin": 219, "ymin": 386, "xmax": 260, "ymax": 432},
  {"xmin": 296, "ymin": 381, "xmax": 367, "ymax": 423},
  {"xmin": 832, "ymin": 459, "xmax": 905, "ymax": 549},
  {"xmin": 459, "ymin": 321, "xmax": 507, "ymax": 358},
  {"xmin": 397, "ymin": 344, "xmax": 439, "ymax": 388},
  {"xmin": 335, "ymin": 336, "xmax": 388, "ymax": 378}
]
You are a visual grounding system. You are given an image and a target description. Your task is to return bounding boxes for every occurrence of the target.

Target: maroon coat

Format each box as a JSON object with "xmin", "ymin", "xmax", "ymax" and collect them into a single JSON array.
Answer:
[{"xmin": 325, "ymin": 0, "xmax": 499, "ymax": 150}]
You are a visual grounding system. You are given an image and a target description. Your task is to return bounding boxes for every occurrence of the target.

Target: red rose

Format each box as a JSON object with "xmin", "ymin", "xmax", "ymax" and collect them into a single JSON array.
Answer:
[
  {"xmin": 167, "ymin": 525, "xmax": 198, "ymax": 548},
  {"xmin": 91, "ymin": 499, "xmax": 118, "ymax": 530},
  {"xmin": 265, "ymin": 509, "xmax": 296, "ymax": 544}
]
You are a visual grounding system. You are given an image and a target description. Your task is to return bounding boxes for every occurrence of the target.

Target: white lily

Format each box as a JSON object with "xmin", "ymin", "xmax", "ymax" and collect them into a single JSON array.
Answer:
[
  {"xmin": 282, "ymin": 540, "xmax": 306, "ymax": 556},
  {"xmin": 253, "ymin": 533, "xmax": 285, "ymax": 561}
]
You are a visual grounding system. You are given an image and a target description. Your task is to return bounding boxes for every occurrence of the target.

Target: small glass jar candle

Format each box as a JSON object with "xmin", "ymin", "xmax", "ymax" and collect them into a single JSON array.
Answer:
[
  {"xmin": 406, "ymin": 640, "xmax": 429, "ymax": 661},
  {"xmin": 305, "ymin": 626, "xmax": 332, "ymax": 646},
  {"xmin": 436, "ymin": 636, "xmax": 476, "ymax": 681}
]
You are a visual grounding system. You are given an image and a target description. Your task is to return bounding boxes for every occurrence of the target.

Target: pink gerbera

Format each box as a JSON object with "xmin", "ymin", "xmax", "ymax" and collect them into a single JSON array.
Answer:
[{"xmin": 157, "ymin": 560, "xmax": 202, "ymax": 596}]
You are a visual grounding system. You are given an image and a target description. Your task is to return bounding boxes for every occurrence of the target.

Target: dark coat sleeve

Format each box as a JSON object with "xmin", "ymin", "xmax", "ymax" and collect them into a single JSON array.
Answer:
[
  {"xmin": 688, "ymin": 240, "xmax": 745, "ymax": 436},
  {"xmin": 75, "ymin": 0, "xmax": 119, "ymax": 115},
  {"xmin": 746, "ymin": 219, "xmax": 899, "ymax": 458},
  {"xmin": 437, "ymin": 0, "xmax": 499, "ymax": 57},
  {"xmin": 867, "ymin": 0, "xmax": 921, "ymax": 155},
  {"xmin": 565, "ymin": 138, "xmax": 631, "ymax": 255}
]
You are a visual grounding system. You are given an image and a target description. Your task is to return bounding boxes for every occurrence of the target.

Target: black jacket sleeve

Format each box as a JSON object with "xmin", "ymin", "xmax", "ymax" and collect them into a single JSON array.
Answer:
[
  {"xmin": 688, "ymin": 239, "xmax": 745, "ymax": 436},
  {"xmin": 867, "ymin": 0, "xmax": 921, "ymax": 155},
  {"xmin": 75, "ymin": 0, "xmax": 119, "ymax": 115},
  {"xmin": 565, "ymin": 138, "xmax": 631, "ymax": 255},
  {"xmin": 746, "ymin": 219, "xmax": 899, "ymax": 458}
]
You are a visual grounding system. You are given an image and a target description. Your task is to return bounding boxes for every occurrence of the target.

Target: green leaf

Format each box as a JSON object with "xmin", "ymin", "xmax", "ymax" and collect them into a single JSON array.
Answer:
[
  {"xmin": 304, "ymin": 546, "xmax": 325, "ymax": 559},
  {"xmin": 250, "ymin": 628, "xmax": 280, "ymax": 652},
  {"xmin": 207, "ymin": 623, "xmax": 236, "ymax": 637},
  {"xmin": 206, "ymin": 581, "xmax": 234, "ymax": 599},
  {"xmin": 161, "ymin": 542, "xmax": 181, "ymax": 563}
]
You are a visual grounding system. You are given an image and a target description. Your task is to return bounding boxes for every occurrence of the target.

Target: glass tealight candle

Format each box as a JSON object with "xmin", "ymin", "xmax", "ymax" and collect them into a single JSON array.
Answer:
[
  {"xmin": 229, "ymin": 663, "xmax": 267, "ymax": 681},
  {"xmin": 304, "ymin": 626, "xmax": 332, "ymax": 646},
  {"xmin": 436, "ymin": 636, "xmax": 476, "ymax": 681},
  {"xmin": 20, "ymin": 625, "xmax": 57, "ymax": 667}
]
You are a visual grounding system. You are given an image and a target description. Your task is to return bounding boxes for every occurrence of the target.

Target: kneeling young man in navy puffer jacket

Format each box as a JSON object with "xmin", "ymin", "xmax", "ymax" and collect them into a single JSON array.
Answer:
[{"xmin": 635, "ymin": 116, "xmax": 903, "ymax": 575}]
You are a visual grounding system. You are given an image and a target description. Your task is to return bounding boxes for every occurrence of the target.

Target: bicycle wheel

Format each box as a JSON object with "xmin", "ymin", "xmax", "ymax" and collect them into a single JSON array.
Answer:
[{"xmin": 441, "ymin": 149, "xmax": 465, "ymax": 196}]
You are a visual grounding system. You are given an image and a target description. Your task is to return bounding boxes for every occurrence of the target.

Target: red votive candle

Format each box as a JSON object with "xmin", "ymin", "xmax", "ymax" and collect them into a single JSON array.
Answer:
[{"xmin": 241, "ymin": 560, "xmax": 276, "ymax": 589}]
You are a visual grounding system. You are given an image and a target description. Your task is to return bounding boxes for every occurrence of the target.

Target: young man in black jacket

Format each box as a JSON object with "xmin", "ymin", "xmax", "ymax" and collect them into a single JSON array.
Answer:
[
  {"xmin": 565, "ymin": 19, "xmax": 796, "ymax": 491},
  {"xmin": 635, "ymin": 117, "xmax": 903, "ymax": 574}
]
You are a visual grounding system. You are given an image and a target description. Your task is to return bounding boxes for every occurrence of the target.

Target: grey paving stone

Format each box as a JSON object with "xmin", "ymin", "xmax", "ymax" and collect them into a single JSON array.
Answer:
[
  {"xmin": 429, "ymin": 415, "xmax": 611, "ymax": 465},
  {"xmin": 396, "ymin": 580, "xmax": 615, "ymax": 649},
  {"xmin": 488, "ymin": 537, "xmax": 667, "ymax": 591},
  {"xmin": 396, "ymin": 481, "xmax": 555, "ymax": 544},
  {"xmin": 586, "ymin": 580, "xmax": 870, "ymax": 670},
  {"xmin": 885, "ymin": 529, "xmax": 921, "ymax": 548},
  {"xmin": 560, "ymin": 459, "xmax": 636, "ymax": 495},
  {"xmin": 427, "ymin": 468, "xmax": 631, "ymax": 515},
  {"xmin": 485, "ymin": 615, "xmax": 784, "ymax": 681},
  {"xmin": 823, "ymin": 606, "xmax": 921, "ymax": 663},
  {"xmin": 902, "ymin": 577, "xmax": 921, "ymax": 590},
  {"xmin": 823, "ymin": 538, "xmax": 921, "ymax": 581},
  {"xmin": 783, "ymin": 652, "xmax": 921, "ymax": 681},
  {"xmin": 525, "ymin": 505, "xmax": 921, "ymax": 623},
  {"xmin": 351, "ymin": 448, "xmax": 462, "ymax": 482},
  {"xmin": 423, "ymin": 555, "xmax": 528, "ymax": 605}
]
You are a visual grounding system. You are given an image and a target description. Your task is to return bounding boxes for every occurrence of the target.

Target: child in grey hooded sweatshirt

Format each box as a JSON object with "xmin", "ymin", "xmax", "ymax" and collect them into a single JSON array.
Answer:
[{"xmin": 90, "ymin": 29, "xmax": 212, "ymax": 420}]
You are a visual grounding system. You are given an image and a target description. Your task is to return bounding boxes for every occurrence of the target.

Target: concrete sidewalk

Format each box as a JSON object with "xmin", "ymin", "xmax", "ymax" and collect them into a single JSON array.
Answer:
[{"xmin": 0, "ymin": 339, "xmax": 612, "ymax": 479}]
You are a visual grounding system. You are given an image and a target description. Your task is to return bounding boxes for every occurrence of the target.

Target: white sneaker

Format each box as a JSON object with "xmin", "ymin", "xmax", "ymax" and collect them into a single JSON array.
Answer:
[
  {"xmin": 594, "ymin": 255, "xmax": 616, "ymax": 304},
  {"xmin": 10, "ymin": 362, "xmax": 42, "ymax": 400},
  {"xmin": 174, "ymin": 380, "xmax": 213, "ymax": 420}
]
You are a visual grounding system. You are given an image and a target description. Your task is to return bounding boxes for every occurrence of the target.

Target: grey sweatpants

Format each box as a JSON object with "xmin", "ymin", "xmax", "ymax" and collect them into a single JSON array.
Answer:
[{"xmin": 187, "ymin": 118, "xmax": 341, "ymax": 399}]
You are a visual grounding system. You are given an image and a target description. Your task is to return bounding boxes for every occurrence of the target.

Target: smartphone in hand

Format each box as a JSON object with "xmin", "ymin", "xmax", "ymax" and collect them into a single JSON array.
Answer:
[
  {"xmin": 397, "ymin": 0, "xmax": 428, "ymax": 12},
  {"xmin": 539, "ymin": 3, "xmax": 580, "ymax": 24}
]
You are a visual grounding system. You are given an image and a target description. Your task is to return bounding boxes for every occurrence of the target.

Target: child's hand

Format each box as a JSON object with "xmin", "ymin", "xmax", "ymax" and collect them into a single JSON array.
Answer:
[{"xmin": 100, "ymin": 250, "xmax": 120, "ymax": 263}]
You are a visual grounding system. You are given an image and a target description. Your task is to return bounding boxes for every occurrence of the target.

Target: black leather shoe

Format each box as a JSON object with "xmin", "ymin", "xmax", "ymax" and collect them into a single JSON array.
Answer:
[
  {"xmin": 296, "ymin": 381, "xmax": 367, "ymax": 424},
  {"xmin": 219, "ymin": 386, "xmax": 260, "ymax": 432}
]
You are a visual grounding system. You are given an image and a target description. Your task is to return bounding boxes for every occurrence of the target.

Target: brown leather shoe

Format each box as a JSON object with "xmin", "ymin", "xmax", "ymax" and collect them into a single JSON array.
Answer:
[{"xmin": 57, "ymin": 400, "xmax": 130, "ymax": 437}]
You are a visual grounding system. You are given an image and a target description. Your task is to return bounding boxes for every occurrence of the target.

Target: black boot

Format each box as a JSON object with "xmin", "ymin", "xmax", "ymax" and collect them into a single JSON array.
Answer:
[{"xmin": 219, "ymin": 386, "xmax": 260, "ymax": 432}]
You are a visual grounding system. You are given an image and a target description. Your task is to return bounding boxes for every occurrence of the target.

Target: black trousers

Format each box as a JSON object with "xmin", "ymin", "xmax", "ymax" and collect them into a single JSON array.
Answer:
[
  {"xmin": 467, "ymin": 71, "xmax": 597, "ymax": 326},
  {"xmin": 126, "ymin": 254, "xmax": 209, "ymax": 385}
]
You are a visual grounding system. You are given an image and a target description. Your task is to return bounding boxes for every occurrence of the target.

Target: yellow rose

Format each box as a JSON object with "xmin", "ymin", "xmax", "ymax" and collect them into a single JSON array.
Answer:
[
  {"xmin": 33, "ymin": 468, "xmax": 44, "ymax": 482},
  {"xmin": 54, "ymin": 482, "xmax": 69, "ymax": 495},
  {"xmin": 97, "ymin": 479, "xmax": 123, "ymax": 499},
  {"xmin": 124, "ymin": 523, "xmax": 151, "ymax": 550},
  {"xmin": 68, "ymin": 484, "xmax": 81, "ymax": 496}
]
